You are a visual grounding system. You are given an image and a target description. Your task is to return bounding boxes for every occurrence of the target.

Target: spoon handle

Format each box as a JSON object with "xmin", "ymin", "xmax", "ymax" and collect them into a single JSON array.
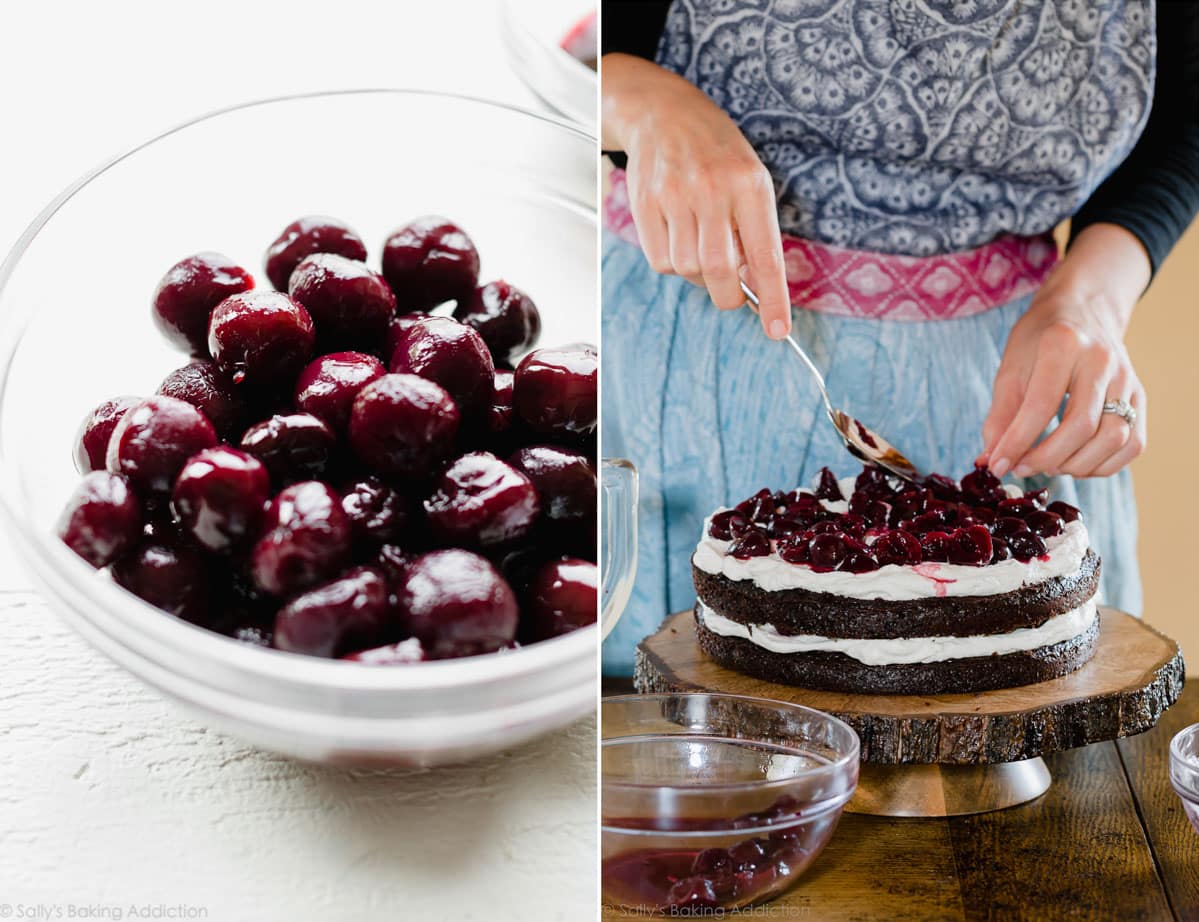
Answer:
[{"xmin": 739, "ymin": 281, "xmax": 836, "ymax": 419}]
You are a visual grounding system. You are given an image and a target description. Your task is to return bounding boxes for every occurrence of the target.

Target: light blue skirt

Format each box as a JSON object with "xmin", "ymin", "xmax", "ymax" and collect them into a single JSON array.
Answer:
[{"xmin": 600, "ymin": 233, "xmax": 1140, "ymax": 676}]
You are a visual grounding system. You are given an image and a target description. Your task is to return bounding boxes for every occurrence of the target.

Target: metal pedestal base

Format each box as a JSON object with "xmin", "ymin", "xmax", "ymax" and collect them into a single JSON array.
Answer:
[{"xmin": 847, "ymin": 757, "xmax": 1052, "ymax": 817}]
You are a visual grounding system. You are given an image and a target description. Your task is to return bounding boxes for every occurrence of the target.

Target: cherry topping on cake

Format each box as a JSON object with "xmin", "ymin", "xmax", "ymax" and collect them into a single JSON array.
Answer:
[
  {"xmin": 728, "ymin": 529, "xmax": 771, "ymax": 559},
  {"xmin": 997, "ymin": 497, "xmax": 1039, "ymax": 518},
  {"xmin": 873, "ymin": 529, "xmax": 922, "ymax": 566},
  {"xmin": 815, "ymin": 467, "xmax": 843, "ymax": 501},
  {"xmin": 1048, "ymin": 500, "xmax": 1082, "ymax": 523},
  {"xmin": 991, "ymin": 516, "xmax": 1030, "ymax": 539},
  {"xmin": 1007, "ymin": 530, "xmax": 1048, "ymax": 562},
  {"xmin": 57, "ymin": 472, "xmax": 143, "ymax": 568},
  {"xmin": 924, "ymin": 473, "xmax": 961, "ymax": 502},
  {"xmin": 381, "ymin": 216, "xmax": 480, "ymax": 312},
  {"xmin": 152, "ymin": 252, "xmax": 255, "ymax": 355},
  {"xmin": 948, "ymin": 525, "xmax": 993, "ymax": 566},
  {"xmin": 1025, "ymin": 510, "xmax": 1064, "ymax": 538},
  {"xmin": 920, "ymin": 531, "xmax": 951, "ymax": 562},
  {"xmin": 808, "ymin": 533, "xmax": 847, "ymax": 570},
  {"xmin": 960, "ymin": 464, "xmax": 1005, "ymax": 503},
  {"xmin": 777, "ymin": 530, "xmax": 812, "ymax": 563},
  {"xmin": 74, "ymin": 396, "xmax": 140, "ymax": 474},
  {"xmin": 264, "ymin": 216, "xmax": 367, "ymax": 292},
  {"xmin": 991, "ymin": 536, "xmax": 1012, "ymax": 562},
  {"xmin": 709, "ymin": 510, "xmax": 749, "ymax": 540},
  {"xmin": 841, "ymin": 541, "xmax": 880, "ymax": 572}
]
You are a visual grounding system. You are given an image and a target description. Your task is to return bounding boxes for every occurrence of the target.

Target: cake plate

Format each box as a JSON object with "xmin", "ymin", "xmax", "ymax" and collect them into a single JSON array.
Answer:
[{"xmin": 633, "ymin": 608, "xmax": 1184, "ymax": 817}]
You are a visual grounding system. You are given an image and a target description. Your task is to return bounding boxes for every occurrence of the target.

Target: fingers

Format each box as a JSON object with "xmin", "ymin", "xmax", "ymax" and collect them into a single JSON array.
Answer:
[
  {"xmin": 986, "ymin": 325, "xmax": 1076, "ymax": 477},
  {"xmin": 668, "ymin": 212, "xmax": 701, "ymax": 281},
  {"xmin": 1069, "ymin": 379, "xmax": 1147, "ymax": 478},
  {"xmin": 732, "ymin": 170, "xmax": 790, "ymax": 339},
  {"xmin": 1012, "ymin": 344, "xmax": 1113, "ymax": 476},
  {"xmin": 697, "ymin": 215, "xmax": 744, "ymax": 311},
  {"xmin": 978, "ymin": 364, "xmax": 1024, "ymax": 465},
  {"xmin": 1092, "ymin": 388, "xmax": 1147, "ymax": 477}
]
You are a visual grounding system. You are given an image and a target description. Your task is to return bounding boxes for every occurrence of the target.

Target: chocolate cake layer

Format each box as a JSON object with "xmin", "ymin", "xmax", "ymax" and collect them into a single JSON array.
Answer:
[
  {"xmin": 694, "ymin": 608, "xmax": 1101, "ymax": 695},
  {"xmin": 692, "ymin": 550, "xmax": 1100, "ymax": 640}
]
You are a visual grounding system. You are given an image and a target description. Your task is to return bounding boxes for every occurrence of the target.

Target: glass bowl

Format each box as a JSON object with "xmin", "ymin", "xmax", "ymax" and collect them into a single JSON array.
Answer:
[
  {"xmin": 500, "ymin": 0, "xmax": 596, "ymax": 127},
  {"xmin": 0, "ymin": 89, "xmax": 598, "ymax": 768},
  {"xmin": 1170, "ymin": 723, "xmax": 1199, "ymax": 834},
  {"xmin": 602, "ymin": 693, "xmax": 859, "ymax": 911}
]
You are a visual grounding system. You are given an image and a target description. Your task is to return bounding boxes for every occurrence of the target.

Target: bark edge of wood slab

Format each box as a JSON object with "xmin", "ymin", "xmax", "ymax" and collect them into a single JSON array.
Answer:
[{"xmin": 633, "ymin": 608, "xmax": 1185, "ymax": 765}]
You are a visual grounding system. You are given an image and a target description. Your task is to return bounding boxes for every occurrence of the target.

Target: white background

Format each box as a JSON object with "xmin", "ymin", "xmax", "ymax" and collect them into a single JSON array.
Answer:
[{"xmin": 0, "ymin": 2, "xmax": 597, "ymax": 919}]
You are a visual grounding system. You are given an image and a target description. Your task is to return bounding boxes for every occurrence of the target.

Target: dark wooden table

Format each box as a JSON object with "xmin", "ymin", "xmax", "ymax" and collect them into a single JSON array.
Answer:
[{"xmin": 602, "ymin": 678, "xmax": 1199, "ymax": 921}]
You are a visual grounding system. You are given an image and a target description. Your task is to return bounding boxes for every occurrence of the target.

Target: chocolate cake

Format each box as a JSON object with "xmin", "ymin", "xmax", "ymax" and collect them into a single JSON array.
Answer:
[{"xmin": 691, "ymin": 464, "xmax": 1101, "ymax": 694}]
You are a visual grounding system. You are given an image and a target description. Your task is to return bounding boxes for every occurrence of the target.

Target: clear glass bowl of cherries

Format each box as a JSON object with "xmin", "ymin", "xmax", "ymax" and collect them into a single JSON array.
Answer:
[{"xmin": 0, "ymin": 90, "xmax": 597, "ymax": 766}]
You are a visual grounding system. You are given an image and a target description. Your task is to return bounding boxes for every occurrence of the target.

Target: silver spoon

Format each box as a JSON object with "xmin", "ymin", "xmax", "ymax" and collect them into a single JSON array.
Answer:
[{"xmin": 739, "ymin": 280, "xmax": 924, "ymax": 484}]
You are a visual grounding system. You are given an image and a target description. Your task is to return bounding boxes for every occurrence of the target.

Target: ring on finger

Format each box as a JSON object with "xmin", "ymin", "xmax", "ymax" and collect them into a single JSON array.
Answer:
[{"xmin": 1102, "ymin": 398, "xmax": 1137, "ymax": 428}]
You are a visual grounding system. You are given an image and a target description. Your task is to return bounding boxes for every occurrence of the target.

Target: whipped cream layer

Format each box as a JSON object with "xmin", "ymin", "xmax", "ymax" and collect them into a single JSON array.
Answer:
[
  {"xmin": 693, "ymin": 480, "xmax": 1090, "ymax": 601},
  {"xmin": 696, "ymin": 598, "xmax": 1098, "ymax": 666}
]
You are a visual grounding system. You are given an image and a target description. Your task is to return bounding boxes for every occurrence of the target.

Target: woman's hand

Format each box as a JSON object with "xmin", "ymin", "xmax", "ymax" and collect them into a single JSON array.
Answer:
[
  {"xmin": 979, "ymin": 224, "xmax": 1150, "ymax": 479},
  {"xmin": 601, "ymin": 54, "xmax": 791, "ymax": 339}
]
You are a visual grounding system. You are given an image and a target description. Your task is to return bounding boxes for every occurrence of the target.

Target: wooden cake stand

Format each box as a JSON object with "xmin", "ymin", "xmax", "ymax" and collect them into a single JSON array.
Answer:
[{"xmin": 634, "ymin": 608, "xmax": 1184, "ymax": 817}]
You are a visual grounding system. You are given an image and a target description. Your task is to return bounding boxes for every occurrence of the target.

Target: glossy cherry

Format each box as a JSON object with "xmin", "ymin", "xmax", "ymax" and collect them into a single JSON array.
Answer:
[
  {"xmin": 288, "ymin": 253, "xmax": 396, "ymax": 352},
  {"xmin": 815, "ymin": 467, "xmax": 843, "ymax": 501},
  {"xmin": 512, "ymin": 345, "xmax": 597, "ymax": 437},
  {"xmin": 171, "ymin": 446, "xmax": 269, "ymax": 553},
  {"xmin": 522, "ymin": 558, "xmax": 597, "ymax": 641},
  {"xmin": 348, "ymin": 374, "xmax": 460, "ymax": 479},
  {"xmin": 264, "ymin": 216, "xmax": 367, "ymax": 291},
  {"xmin": 729, "ymin": 529, "xmax": 771, "ymax": 559},
  {"xmin": 158, "ymin": 360, "xmax": 249, "ymax": 440},
  {"xmin": 487, "ymin": 369, "xmax": 515, "ymax": 441},
  {"xmin": 293, "ymin": 352, "xmax": 386, "ymax": 432},
  {"xmin": 873, "ymin": 529, "xmax": 922, "ymax": 566},
  {"xmin": 250, "ymin": 481, "xmax": 352, "ymax": 596},
  {"xmin": 341, "ymin": 477, "xmax": 410, "ymax": 546},
  {"xmin": 274, "ymin": 566, "xmax": 391, "ymax": 657},
  {"xmin": 240, "ymin": 412, "xmax": 337, "ymax": 485},
  {"xmin": 948, "ymin": 525, "xmax": 993, "ymax": 566},
  {"xmin": 452, "ymin": 280, "xmax": 541, "ymax": 367},
  {"xmin": 74, "ymin": 396, "xmax": 139, "ymax": 474},
  {"xmin": 112, "ymin": 536, "xmax": 210, "ymax": 623},
  {"xmin": 394, "ymin": 549, "xmax": 518, "ymax": 658},
  {"xmin": 381, "ymin": 216, "xmax": 480, "ymax": 311},
  {"xmin": 424, "ymin": 451, "xmax": 540, "ymax": 547},
  {"xmin": 56, "ymin": 472, "xmax": 143, "ymax": 568},
  {"xmin": 1008, "ymin": 530, "xmax": 1049, "ymax": 562},
  {"xmin": 386, "ymin": 311, "xmax": 430, "ymax": 360},
  {"xmin": 152, "ymin": 252, "xmax": 254, "ymax": 355},
  {"xmin": 808, "ymin": 533, "xmax": 847, "ymax": 570},
  {"xmin": 508, "ymin": 445, "xmax": 596, "ymax": 529},
  {"xmin": 106, "ymin": 396, "xmax": 218, "ymax": 499},
  {"xmin": 389, "ymin": 315, "xmax": 495, "ymax": 421},
  {"xmin": 1048, "ymin": 500, "xmax": 1082, "ymax": 523},
  {"xmin": 1025, "ymin": 510, "xmax": 1065, "ymax": 538},
  {"xmin": 207, "ymin": 291, "xmax": 315, "ymax": 387}
]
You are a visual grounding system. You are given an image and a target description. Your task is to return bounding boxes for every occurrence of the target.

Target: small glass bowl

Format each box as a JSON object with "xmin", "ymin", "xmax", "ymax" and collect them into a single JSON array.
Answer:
[
  {"xmin": 0, "ymin": 90, "xmax": 597, "ymax": 768},
  {"xmin": 500, "ymin": 0, "xmax": 596, "ymax": 127},
  {"xmin": 602, "ymin": 694, "xmax": 859, "ymax": 912},
  {"xmin": 1170, "ymin": 723, "xmax": 1199, "ymax": 834}
]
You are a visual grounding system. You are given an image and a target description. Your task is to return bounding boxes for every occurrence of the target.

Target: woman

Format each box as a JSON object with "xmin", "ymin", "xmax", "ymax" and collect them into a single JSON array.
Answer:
[{"xmin": 600, "ymin": 0, "xmax": 1199, "ymax": 674}]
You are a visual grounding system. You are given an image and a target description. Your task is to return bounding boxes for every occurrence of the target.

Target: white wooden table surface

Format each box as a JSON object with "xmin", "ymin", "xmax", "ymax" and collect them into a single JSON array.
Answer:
[{"xmin": 0, "ymin": 3, "xmax": 596, "ymax": 918}]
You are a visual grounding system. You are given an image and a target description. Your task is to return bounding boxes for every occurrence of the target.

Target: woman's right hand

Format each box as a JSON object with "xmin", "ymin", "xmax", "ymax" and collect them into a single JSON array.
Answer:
[{"xmin": 601, "ymin": 54, "xmax": 792, "ymax": 339}]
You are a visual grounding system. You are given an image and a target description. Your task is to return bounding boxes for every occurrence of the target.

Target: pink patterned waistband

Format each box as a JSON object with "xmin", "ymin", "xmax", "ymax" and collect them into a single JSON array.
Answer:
[{"xmin": 604, "ymin": 169, "xmax": 1059, "ymax": 322}]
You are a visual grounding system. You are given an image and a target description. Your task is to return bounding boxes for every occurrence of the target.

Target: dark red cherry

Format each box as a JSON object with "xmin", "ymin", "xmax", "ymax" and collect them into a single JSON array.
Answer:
[
  {"xmin": 991, "ymin": 536, "xmax": 1012, "ymax": 562},
  {"xmin": 341, "ymin": 477, "xmax": 410, "ymax": 546},
  {"xmin": 152, "ymin": 252, "xmax": 254, "ymax": 355},
  {"xmin": 997, "ymin": 497, "xmax": 1039, "ymax": 518},
  {"xmin": 374, "ymin": 543, "xmax": 412, "ymax": 590},
  {"xmin": 991, "ymin": 516, "xmax": 1030, "ymax": 539},
  {"xmin": 777, "ymin": 530, "xmax": 812, "ymax": 563},
  {"xmin": 1008, "ymin": 530, "xmax": 1048, "ymax": 562},
  {"xmin": 158, "ymin": 360, "xmax": 250, "ymax": 440},
  {"xmin": 512, "ymin": 345, "xmax": 597, "ymax": 437},
  {"xmin": 171, "ymin": 446, "xmax": 269, "ymax": 553},
  {"xmin": 57, "ymin": 472, "xmax": 142, "ymax": 567},
  {"xmin": 909, "ymin": 508, "xmax": 950, "ymax": 534},
  {"xmin": 666, "ymin": 877, "xmax": 718, "ymax": 910},
  {"xmin": 250, "ymin": 481, "xmax": 352, "ymax": 596},
  {"xmin": 961, "ymin": 465, "xmax": 1005, "ymax": 503},
  {"xmin": 389, "ymin": 315, "xmax": 495, "ymax": 420},
  {"xmin": 348, "ymin": 374, "xmax": 460, "ymax": 479},
  {"xmin": 274, "ymin": 567, "xmax": 391, "ymax": 657},
  {"xmin": 948, "ymin": 525, "xmax": 993, "ymax": 566},
  {"xmin": 487, "ymin": 369, "xmax": 516, "ymax": 440},
  {"xmin": 523, "ymin": 558, "xmax": 596, "ymax": 641},
  {"xmin": 710, "ymin": 511, "xmax": 751, "ymax": 541},
  {"xmin": 873, "ymin": 529, "xmax": 922, "ymax": 566},
  {"xmin": 849, "ymin": 494, "xmax": 890, "ymax": 525},
  {"xmin": 207, "ymin": 291, "xmax": 314, "ymax": 387},
  {"xmin": 920, "ymin": 531, "xmax": 951, "ymax": 562},
  {"xmin": 395, "ymin": 549, "xmax": 518, "ymax": 658},
  {"xmin": 386, "ymin": 311, "xmax": 431, "ymax": 360},
  {"xmin": 106, "ymin": 396, "xmax": 218, "ymax": 499},
  {"xmin": 264, "ymin": 216, "xmax": 367, "ymax": 291},
  {"xmin": 508, "ymin": 445, "xmax": 596, "ymax": 529},
  {"xmin": 735, "ymin": 488, "xmax": 774, "ymax": 521},
  {"xmin": 1025, "ymin": 510, "xmax": 1064, "ymax": 538},
  {"xmin": 74, "ymin": 396, "xmax": 139, "ymax": 474},
  {"xmin": 424, "ymin": 452, "xmax": 540, "ymax": 547},
  {"xmin": 288, "ymin": 253, "xmax": 396, "ymax": 352},
  {"xmin": 808, "ymin": 533, "xmax": 846, "ymax": 570},
  {"xmin": 729, "ymin": 838, "xmax": 768, "ymax": 871},
  {"xmin": 729, "ymin": 529, "xmax": 770, "ymax": 559},
  {"xmin": 837, "ymin": 513, "xmax": 867, "ymax": 539},
  {"xmin": 293, "ymin": 352, "xmax": 386, "ymax": 433},
  {"xmin": 1048, "ymin": 500, "xmax": 1082, "ymax": 523},
  {"xmin": 1025, "ymin": 488, "xmax": 1049, "ymax": 508},
  {"xmin": 343, "ymin": 637, "xmax": 426, "ymax": 665},
  {"xmin": 889, "ymin": 489, "xmax": 929, "ymax": 524},
  {"xmin": 855, "ymin": 465, "xmax": 900, "ymax": 497},
  {"xmin": 841, "ymin": 542, "xmax": 880, "ymax": 572},
  {"xmin": 692, "ymin": 848, "xmax": 734, "ymax": 879},
  {"xmin": 452, "ymin": 280, "xmax": 541, "ymax": 367},
  {"xmin": 381, "ymin": 216, "xmax": 480, "ymax": 312},
  {"xmin": 240, "ymin": 413, "xmax": 337, "ymax": 485},
  {"xmin": 815, "ymin": 467, "xmax": 843, "ymax": 501},
  {"xmin": 111, "ymin": 536, "xmax": 210, "ymax": 623},
  {"xmin": 924, "ymin": 473, "xmax": 961, "ymax": 502}
]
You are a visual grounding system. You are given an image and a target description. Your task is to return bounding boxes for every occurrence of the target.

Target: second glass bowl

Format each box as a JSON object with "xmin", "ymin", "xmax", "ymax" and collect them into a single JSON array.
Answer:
[
  {"xmin": 1170, "ymin": 722, "xmax": 1199, "ymax": 834},
  {"xmin": 602, "ymin": 693, "xmax": 860, "ymax": 911}
]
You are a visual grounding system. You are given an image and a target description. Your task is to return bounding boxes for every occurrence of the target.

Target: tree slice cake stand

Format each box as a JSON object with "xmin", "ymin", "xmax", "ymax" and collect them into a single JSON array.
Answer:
[{"xmin": 633, "ymin": 608, "xmax": 1184, "ymax": 817}]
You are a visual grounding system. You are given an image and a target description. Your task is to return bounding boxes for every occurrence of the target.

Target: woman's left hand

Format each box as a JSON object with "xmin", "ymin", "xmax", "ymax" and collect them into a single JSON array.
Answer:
[{"xmin": 978, "ymin": 224, "xmax": 1150, "ymax": 480}]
